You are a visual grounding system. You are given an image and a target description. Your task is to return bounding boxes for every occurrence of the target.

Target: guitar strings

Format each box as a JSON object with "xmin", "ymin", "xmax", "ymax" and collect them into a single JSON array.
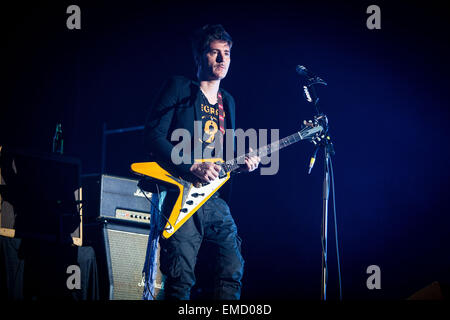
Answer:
[{"xmin": 222, "ymin": 127, "xmax": 316, "ymax": 172}]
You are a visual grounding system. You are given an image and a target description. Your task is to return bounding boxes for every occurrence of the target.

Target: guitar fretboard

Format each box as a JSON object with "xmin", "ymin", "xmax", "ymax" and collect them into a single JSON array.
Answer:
[{"xmin": 221, "ymin": 130, "xmax": 307, "ymax": 173}]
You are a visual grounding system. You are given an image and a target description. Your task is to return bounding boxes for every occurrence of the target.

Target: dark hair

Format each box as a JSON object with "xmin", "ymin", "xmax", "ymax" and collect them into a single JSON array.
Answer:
[{"xmin": 191, "ymin": 24, "xmax": 233, "ymax": 65}]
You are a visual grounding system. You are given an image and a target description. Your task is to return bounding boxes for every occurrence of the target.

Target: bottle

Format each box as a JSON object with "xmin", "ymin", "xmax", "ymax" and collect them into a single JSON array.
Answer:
[{"xmin": 52, "ymin": 123, "xmax": 63, "ymax": 154}]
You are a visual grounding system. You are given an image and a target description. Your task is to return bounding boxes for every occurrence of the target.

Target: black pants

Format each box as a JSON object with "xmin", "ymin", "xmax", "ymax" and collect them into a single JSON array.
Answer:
[{"xmin": 159, "ymin": 193, "xmax": 244, "ymax": 300}]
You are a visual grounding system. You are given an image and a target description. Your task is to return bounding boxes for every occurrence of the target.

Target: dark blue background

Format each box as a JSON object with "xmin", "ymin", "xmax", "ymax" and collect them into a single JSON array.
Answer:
[{"xmin": 3, "ymin": 0, "xmax": 450, "ymax": 300}]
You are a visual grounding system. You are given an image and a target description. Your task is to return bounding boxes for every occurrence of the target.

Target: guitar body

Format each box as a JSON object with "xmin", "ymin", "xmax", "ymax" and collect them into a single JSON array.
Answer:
[
  {"xmin": 131, "ymin": 158, "xmax": 230, "ymax": 239},
  {"xmin": 131, "ymin": 119, "xmax": 324, "ymax": 239}
]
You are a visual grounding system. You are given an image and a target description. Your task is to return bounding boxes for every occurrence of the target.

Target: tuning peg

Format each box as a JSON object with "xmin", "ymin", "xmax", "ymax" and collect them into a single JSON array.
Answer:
[{"xmin": 303, "ymin": 120, "xmax": 314, "ymax": 128}]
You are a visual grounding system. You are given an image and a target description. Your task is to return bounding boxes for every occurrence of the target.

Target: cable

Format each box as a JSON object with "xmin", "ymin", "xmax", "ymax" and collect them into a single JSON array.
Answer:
[
  {"xmin": 139, "ymin": 183, "xmax": 166, "ymax": 300},
  {"xmin": 320, "ymin": 222, "xmax": 328, "ymax": 298},
  {"xmin": 329, "ymin": 156, "xmax": 343, "ymax": 300},
  {"xmin": 138, "ymin": 184, "xmax": 173, "ymax": 232}
]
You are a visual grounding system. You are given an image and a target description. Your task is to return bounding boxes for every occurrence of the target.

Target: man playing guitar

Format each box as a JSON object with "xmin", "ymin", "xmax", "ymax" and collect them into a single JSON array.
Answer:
[{"xmin": 144, "ymin": 24, "xmax": 260, "ymax": 300}]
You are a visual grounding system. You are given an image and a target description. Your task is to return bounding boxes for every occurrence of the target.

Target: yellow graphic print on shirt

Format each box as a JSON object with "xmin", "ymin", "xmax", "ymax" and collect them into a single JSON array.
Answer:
[{"xmin": 199, "ymin": 103, "xmax": 226, "ymax": 150}]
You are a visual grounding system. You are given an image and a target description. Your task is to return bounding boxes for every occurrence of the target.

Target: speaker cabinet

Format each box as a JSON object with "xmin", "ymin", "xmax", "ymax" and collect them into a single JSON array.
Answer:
[
  {"xmin": 101, "ymin": 221, "xmax": 164, "ymax": 300},
  {"xmin": 408, "ymin": 281, "xmax": 447, "ymax": 300},
  {"xmin": 0, "ymin": 146, "xmax": 82, "ymax": 246},
  {"xmin": 82, "ymin": 174, "xmax": 163, "ymax": 300}
]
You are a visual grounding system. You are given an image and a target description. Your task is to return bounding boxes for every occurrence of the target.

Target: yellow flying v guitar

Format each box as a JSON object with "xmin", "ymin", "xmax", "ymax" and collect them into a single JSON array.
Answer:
[{"xmin": 131, "ymin": 120, "xmax": 324, "ymax": 239}]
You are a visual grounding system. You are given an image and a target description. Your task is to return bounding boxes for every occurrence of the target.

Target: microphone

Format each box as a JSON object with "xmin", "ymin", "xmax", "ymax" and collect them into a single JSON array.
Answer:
[
  {"xmin": 296, "ymin": 65, "xmax": 327, "ymax": 85},
  {"xmin": 296, "ymin": 65, "xmax": 315, "ymax": 78}
]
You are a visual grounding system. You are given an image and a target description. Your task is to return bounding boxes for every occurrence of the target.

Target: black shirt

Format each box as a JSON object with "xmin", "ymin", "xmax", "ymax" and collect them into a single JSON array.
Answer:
[{"xmin": 197, "ymin": 91, "xmax": 227, "ymax": 159}]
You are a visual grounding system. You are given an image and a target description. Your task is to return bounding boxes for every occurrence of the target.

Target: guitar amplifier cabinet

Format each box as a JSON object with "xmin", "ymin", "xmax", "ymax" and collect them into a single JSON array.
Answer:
[
  {"xmin": 82, "ymin": 174, "xmax": 164, "ymax": 300},
  {"xmin": 0, "ymin": 146, "xmax": 83, "ymax": 246},
  {"xmin": 101, "ymin": 221, "xmax": 164, "ymax": 300},
  {"xmin": 82, "ymin": 174, "xmax": 154, "ymax": 225}
]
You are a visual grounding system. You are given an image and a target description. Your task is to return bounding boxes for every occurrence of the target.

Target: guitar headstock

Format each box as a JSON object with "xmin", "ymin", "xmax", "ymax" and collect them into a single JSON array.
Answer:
[
  {"xmin": 300, "ymin": 114, "xmax": 333, "ymax": 150},
  {"xmin": 299, "ymin": 114, "xmax": 327, "ymax": 142}
]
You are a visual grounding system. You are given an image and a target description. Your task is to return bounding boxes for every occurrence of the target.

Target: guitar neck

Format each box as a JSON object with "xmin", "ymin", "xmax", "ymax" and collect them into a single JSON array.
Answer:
[{"xmin": 222, "ymin": 131, "xmax": 306, "ymax": 173}]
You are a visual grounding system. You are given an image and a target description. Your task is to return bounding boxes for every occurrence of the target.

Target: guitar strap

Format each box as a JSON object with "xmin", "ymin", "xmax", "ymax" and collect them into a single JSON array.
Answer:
[{"xmin": 217, "ymin": 91, "xmax": 225, "ymax": 135}]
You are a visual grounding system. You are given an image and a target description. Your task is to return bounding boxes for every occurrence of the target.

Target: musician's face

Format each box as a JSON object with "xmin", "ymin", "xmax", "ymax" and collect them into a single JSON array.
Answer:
[{"xmin": 198, "ymin": 40, "xmax": 231, "ymax": 80}]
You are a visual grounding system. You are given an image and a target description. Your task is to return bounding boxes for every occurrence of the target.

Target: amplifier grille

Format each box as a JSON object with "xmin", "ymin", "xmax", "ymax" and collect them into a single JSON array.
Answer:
[
  {"xmin": 106, "ymin": 229, "xmax": 164, "ymax": 300},
  {"xmin": 107, "ymin": 229, "xmax": 147, "ymax": 300}
]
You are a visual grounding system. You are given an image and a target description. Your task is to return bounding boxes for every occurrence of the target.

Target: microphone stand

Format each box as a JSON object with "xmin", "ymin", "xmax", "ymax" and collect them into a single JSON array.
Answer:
[
  {"xmin": 320, "ymin": 131, "xmax": 335, "ymax": 301},
  {"xmin": 302, "ymin": 77, "xmax": 335, "ymax": 301}
]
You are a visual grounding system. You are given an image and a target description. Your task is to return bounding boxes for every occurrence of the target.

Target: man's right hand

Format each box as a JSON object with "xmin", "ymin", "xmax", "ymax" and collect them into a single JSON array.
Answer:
[{"xmin": 190, "ymin": 162, "xmax": 222, "ymax": 183}]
